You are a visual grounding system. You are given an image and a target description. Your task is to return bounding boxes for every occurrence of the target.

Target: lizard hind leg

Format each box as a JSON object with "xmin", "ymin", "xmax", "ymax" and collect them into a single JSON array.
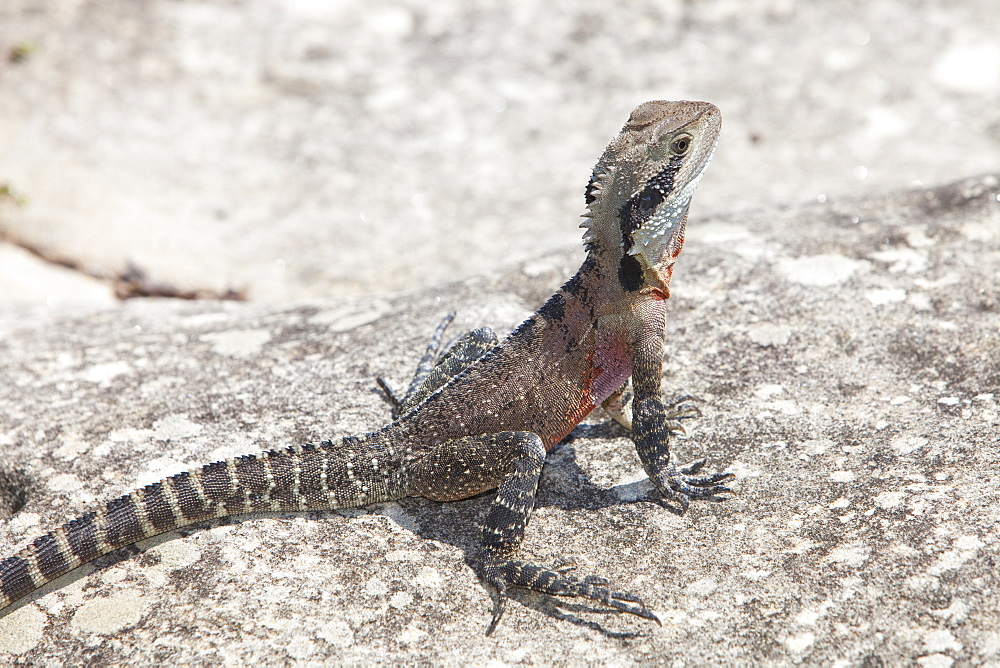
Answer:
[
  {"xmin": 408, "ymin": 430, "xmax": 659, "ymax": 633},
  {"xmin": 380, "ymin": 313, "xmax": 499, "ymax": 417},
  {"xmin": 472, "ymin": 436, "xmax": 659, "ymax": 634}
]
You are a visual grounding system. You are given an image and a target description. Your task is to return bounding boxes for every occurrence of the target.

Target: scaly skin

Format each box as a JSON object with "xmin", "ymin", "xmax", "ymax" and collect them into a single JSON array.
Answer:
[{"xmin": 0, "ymin": 101, "xmax": 729, "ymax": 634}]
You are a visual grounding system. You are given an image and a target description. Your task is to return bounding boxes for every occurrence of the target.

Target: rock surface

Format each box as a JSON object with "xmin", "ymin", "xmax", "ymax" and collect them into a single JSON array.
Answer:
[
  {"xmin": 0, "ymin": 174, "xmax": 998, "ymax": 664},
  {"xmin": 2, "ymin": 0, "xmax": 999, "ymax": 662},
  {"xmin": 1, "ymin": 0, "xmax": 999, "ymax": 301}
]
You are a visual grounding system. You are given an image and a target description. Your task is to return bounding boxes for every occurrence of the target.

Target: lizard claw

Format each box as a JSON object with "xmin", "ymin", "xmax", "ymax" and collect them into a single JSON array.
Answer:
[
  {"xmin": 600, "ymin": 589, "xmax": 661, "ymax": 626},
  {"xmin": 564, "ymin": 576, "xmax": 660, "ymax": 625},
  {"xmin": 666, "ymin": 422, "xmax": 689, "ymax": 437},
  {"xmin": 485, "ymin": 578, "xmax": 509, "ymax": 636}
]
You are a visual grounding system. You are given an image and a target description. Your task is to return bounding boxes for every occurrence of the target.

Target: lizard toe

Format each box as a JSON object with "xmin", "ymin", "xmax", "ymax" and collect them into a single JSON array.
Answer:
[
  {"xmin": 581, "ymin": 574, "xmax": 610, "ymax": 587},
  {"xmin": 677, "ymin": 458, "xmax": 707, "ymax": 475}
]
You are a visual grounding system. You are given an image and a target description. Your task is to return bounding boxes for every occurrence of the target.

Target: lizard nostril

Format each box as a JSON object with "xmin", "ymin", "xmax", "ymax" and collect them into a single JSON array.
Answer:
[{"xmin": 0, "ymin": 467, "xmax": 32, "ymax": 520}]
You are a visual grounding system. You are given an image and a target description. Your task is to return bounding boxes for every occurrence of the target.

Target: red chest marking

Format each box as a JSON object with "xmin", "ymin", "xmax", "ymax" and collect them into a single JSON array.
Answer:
[{"xmin": 590, "ymin": 330, "xmax": 633, "ymax": 406}]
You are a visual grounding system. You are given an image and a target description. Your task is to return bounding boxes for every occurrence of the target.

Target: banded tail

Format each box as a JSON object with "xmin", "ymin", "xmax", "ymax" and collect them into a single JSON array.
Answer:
[{"xmin": 0, "ymin": 438, "xmax": 396, "ymax": 612}]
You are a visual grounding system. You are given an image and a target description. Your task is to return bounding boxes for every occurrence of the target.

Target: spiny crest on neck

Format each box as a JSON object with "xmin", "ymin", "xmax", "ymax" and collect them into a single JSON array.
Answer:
[{"xmin": 580, "ymin": 101, "xmax": 721, "ymax": 289}]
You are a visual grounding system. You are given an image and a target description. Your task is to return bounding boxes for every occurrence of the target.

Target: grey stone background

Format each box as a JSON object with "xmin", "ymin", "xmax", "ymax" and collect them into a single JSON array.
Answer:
[
  {"xmin": 0, "ymin": 0, "xmax": 998, "ymax": 664},
  {"xmin": 1, "ymin": 0, "xmax": 998, "ymax": 302}
]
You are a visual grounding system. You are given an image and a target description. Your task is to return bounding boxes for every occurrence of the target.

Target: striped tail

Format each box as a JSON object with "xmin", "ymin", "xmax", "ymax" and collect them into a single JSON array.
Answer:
[{"xmin": 0, "ymin": 438, "xmax": 397, "ymax": 612}]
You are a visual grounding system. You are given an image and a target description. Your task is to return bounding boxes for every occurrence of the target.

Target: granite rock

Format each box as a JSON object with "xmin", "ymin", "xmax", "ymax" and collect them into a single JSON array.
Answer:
[{"xmin": 0, "ymin": 175, "xmax": 997, "ymax": 664}]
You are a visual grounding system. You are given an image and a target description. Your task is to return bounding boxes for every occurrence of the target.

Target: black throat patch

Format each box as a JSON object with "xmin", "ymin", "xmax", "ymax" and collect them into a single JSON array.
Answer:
[
  {"xmin": 618, "ymin": 255, "xmax": 643, "ymax": 292},
  {"xmin": 617, "ymin": 154, "xmax": 684, "ymax": 255},
  {"xmin": 615, "ymin": 154, "xmax": 684, "ymax": 291}
]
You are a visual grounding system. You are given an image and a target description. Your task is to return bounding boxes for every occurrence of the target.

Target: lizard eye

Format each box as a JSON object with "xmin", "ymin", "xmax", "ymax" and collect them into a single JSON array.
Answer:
[
  {"xmin": 670, "ymin": 135, "xmax": 691, "ymax": 155},
  {"xmin": 637, "ymin": 188, "xmax": 663, "ymax": 213}
]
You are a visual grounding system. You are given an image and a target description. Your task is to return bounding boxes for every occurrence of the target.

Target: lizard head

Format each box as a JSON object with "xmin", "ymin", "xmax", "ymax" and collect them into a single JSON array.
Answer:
[{"xmin": 582, "ymin": 100, "xmax": 721, "ymax": 292}]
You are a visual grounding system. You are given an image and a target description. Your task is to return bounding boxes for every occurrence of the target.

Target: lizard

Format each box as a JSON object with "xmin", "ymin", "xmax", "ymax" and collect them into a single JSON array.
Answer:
[{"xmin": 0, "ymin": 100, "xmax": 728, "ymax": 634}]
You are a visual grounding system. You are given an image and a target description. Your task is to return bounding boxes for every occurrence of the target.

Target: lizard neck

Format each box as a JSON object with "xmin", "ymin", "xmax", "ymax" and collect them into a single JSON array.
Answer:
[{"xmin": 584, "ymin": 205, "xmax": 690, "ymax": 299}]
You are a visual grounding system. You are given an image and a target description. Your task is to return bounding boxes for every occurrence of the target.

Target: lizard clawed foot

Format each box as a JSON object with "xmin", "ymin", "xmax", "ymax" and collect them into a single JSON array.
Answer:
[
  {"xmin": 482, "ymin": 559, "xmax": 661, "ymax": 634},
  {"xmin": 654, "ymin": 460, "xmax": 735, "ymax": 513}
]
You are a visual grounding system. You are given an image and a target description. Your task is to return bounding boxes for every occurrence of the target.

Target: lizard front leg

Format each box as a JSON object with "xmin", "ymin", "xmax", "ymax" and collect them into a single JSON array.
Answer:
[
  {"xmin": 408, "ymin": 432, "xmax": 659, "ymax": 634},
  {"xmin": 632, "ymin": 397, "xmax": 733, "ymax": 512},
  {"xmin": 630, "ymin": 329, "xmax": 733, "ymax": 512}
]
